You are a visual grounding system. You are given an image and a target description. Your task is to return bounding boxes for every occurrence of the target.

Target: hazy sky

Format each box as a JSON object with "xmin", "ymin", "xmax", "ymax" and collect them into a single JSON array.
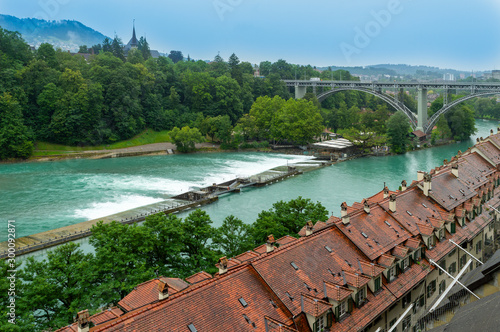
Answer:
[{"xmin": 1, "ymin": 0, "xmax": 499, "ymax": 70}]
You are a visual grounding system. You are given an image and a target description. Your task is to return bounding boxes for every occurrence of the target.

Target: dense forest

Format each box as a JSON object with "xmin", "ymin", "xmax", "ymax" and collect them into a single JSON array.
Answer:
[{"xmin": 0, "ymin": 25, "xmax": 489, "ymax": 160}]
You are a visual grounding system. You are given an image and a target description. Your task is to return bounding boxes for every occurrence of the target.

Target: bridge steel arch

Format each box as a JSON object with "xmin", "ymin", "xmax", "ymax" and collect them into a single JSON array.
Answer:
[
  {"xmin": 316, "ymin": 87, "xmax": 418, "ymax": 129},
  {"xmin": 425, "ymin": 91, "xmax": 500, "ymax": 134}
]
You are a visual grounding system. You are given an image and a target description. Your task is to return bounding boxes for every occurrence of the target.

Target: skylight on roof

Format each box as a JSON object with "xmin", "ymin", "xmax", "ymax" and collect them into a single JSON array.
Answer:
[
  {"xmin": 270, "ymin": 299, "xmax": 278, "ymax": 308},
  {"xmin": 325, "ymin": 245, "xmax": 332, "ymax": 253},
  {"xmin": 362, "ymin": 232, "xmax": 368, "ymax": 238},
  {"xmin": 291, "ymin": 262, "xmax": 299, "ymax": 270},
  {"xmin": 285, "ymin": 292, "xmax": 294, "ymax": 301},
  {"xmin": 384, "ymin": 220, "xmax": 391, "ymax": 226},
  {"xmin": 188, "ymin": 323, "xmax": 198, "ymax": 332},
  {"xmin": 407, "ymin": 211, "xmax": 413, "ymax": 216},
  {"xmin": 243, "ymin": 314, "xmax": 250, "ymax": 323},
  {"xmin": 238, "ymin": 297, "xmax": 248, "ymax": 308},
  {"xmin": 304, "ymin": 283, "xmax": 312, "ymax": 291},
  {"xmin": 422, "ymin": 203, "xmax": 428, "ymax": 208}
]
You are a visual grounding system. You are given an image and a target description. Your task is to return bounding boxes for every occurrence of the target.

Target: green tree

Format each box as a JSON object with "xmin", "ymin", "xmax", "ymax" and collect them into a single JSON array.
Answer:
[
  {"xmin": 90, "ymin": 221, "xmax": 155, "ymax": 306},
  {"xmin": 445, "ymin": 105, "xmax": 477, "ymax": 140},
  {"xmin": 137, "ymin": 36, "xmax": 151, "ymax": 60},
  {"xmin": 168, "ymin": 126, "xmax": 205, "ymax": 152},
  {"xmin": 168, "ymin": 50, "xmax": 184, "ymax": 63},
  {"xmin": 386, "ymin": 111, "xmax": 411, "ymax": 154},
  {"xmin": 249, "ymin": 95, "xmax": 286, "ymax": 139},
  {"xmin": 0, "ymin": 93, "xmax": 33, "ymax": 160},
  {"xmin": 340, "ymin": 126, "xmax": 386, "ymax": 152},
  {"xmin": 20, "ymin": 243, "xmax": 95, "ymax": 330},
  {"xmin": 213, "ymin": 215, "xmax": 252, "ymax": 258},
  {"xmin": 271, "ymin": 98, "xmax": 324, "ymax": 144},
  {"xmin": 36, "ymin": 43, "xmax": 57, "ymax": 68},
  {"xmin": 250, "ymin": 197, "xmax": 328, "ymax": 244},
  {"xmin": 210, "ymin": 53, "xmax": 229, "ymax": 77},
  {"xmin": 181, "ymin": 209, "xmax": 218, "ymax": 274},
  {"xmin": 111, "ymin": 36, "xmax": 125, "ymax": 61},
  {"xmin": 143, "ymin": 214, "xmax": 185, "ymax": 276}
]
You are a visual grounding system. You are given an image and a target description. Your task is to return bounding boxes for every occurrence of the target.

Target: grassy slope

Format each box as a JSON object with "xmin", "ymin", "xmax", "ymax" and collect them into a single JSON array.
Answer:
[{"xmin": 33, "ymin": 129, "xmax": 171, "ymax": 156}]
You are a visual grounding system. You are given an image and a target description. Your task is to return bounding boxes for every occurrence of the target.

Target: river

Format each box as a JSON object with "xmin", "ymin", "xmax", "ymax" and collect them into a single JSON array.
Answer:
[{"xmin": 0, "ymin": 119, "xmax": 498, "ymax": 257}]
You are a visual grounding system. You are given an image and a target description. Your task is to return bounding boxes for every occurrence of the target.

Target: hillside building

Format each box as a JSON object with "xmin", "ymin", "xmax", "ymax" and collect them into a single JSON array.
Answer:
[
  {"xmin": 57, "ymin": 130, "xmax": 500, "ymax": 332},
  {"xmin": 124, "ymin": 22, "xmax": 160, "ymax": 58}
]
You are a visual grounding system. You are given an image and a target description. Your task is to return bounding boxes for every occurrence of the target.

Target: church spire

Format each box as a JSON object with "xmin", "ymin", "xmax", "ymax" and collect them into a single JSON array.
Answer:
[{"xmin": 131, "ymin": 19, "xmax": 137, "ymax": 45}]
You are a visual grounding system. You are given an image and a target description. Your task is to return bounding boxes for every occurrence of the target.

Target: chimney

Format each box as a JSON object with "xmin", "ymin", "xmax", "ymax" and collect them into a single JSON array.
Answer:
[
  {"xmin": 218, "ymin": 256, "xmax": 228, "ymax": 275},
  {"xmin": 77, "ymin": 309, "xmax": 90, "ymax": 332},
  {"xmin": 363, "ymin": 200, "xmax": 370, "ymax": 214},
  {"xmin": 383, "ymin": 186, "xmax": 389, "ymax": 199},
  {"xmin": 401, "ymin": 180, "xmax": 407, "ymax": 192},
  {"xmin": 491, "ymin": 129, "xmax": 494, "ymax": 135},
  {"xmin": 423, "ymin": 173, "xmax": 432, "ymax": 196},
  {"xmin": 497, "ymin": 127, "xmax": 500, "ymax": 133},
  {"xmin": 266, "ymin": 235, "xmax": 276, "ymax": 253},
  {"xmin": 389, "ymin": 194, "xmax": 397, "ymax": 213},
  {"xmin": 158, "ymin": 278, "xmax": 170, "ymax": 300},
  {"xmin": 417, "ymin": 171, "xmax": 425, "ymax": 181},
  {"xmin": 341, "ymin": 202, "xmax": 350, "ymax": 224},
  {"xmin": 451, "ymin": 162, "xmax": 459, "ymax": 178},
  {"xmin": 305, "ymin": 221, "xmax": 314, "ymax": 236}
]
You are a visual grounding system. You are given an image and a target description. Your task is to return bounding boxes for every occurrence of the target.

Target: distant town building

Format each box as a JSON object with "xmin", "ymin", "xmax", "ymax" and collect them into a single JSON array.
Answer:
[{"xmin": 443, "ymin": 73, "xmax": 455, "ymax": 81}]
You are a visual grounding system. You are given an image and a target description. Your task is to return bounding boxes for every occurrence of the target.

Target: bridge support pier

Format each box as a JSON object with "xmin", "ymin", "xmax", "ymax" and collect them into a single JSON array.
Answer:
[
  {"xmin": 295, "ymin": 85, "xmax": 306, "ymax": 99},
  {"xmin": 417, "ymin": 87, "xmax": 428, "ymax": 132}
]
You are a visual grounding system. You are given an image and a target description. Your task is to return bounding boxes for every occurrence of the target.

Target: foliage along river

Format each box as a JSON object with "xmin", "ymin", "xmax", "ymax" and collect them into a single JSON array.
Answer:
[{"xmin": 0, "ymin": 119, "xmax": 498, "ymax": 258}]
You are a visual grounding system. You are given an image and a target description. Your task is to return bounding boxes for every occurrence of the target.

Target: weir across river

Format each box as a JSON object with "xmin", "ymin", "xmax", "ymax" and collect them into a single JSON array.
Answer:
[{"xmin": 0, "ymin": 162, "xmax": 319, "ymax": 258}]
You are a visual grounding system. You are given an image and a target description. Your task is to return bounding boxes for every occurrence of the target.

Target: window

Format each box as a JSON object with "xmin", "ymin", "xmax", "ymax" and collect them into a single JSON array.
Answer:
[
  {"xmin": 401, "ymin": 257, "xmax": 409, "ymax": 271},
  {"xmin": 439, "ymin": 228, "xmax": 444, "ymax": 240},
  {"xmin": 374, "ymin": 276, "xmax": 382, "ymax": 292},
  {"xmin": 450, "ymin": 221, "xmax": 456, "ymax": 234},
  {"xmin": 439, "ymin": 260, "xmax": 446, "ymax": 275},
  {"xmin": 428, "ymin": 236, "xmax": 435, "ymax": 248},
  {"xmin": 489, "ymin": 221, "xmax": 494, "ymax": 232},
  {"xmin": 448, "ymin": 248, "xmax": 456, "ymax": 257},
  {"xmin": 389, "ymin": 318, "xmax": 398, "ymax": 331},
  {"xmin": 448, "ymin": 262, "xmax": 457, "ymax": 274},
  {"xmin": 358, "ymin": 287, "xmax": 366, "ymax": 305},
  {"xmin": 388, "ymin": 266, "xmax": 396, "ymax": 282},
  {"xmin": 402, "ymin": 315, "xmax": 412, "ymax": 331},
  {"xmin": 315, "ymin": 314, "xmax": 326, "ymax": 332},
  {"xmin": 439, "ymin": 280, "xmax": 446, "ymax": 295},
  {"xmin": 238, "ymin": 297, "xmax": 248, "ymax": 308},
  {"xmin": 413, "ymin": 294, "xmax": 425, "ymax": 314},
  {"xmin": 459, "ymin": 255, "xmax": 467, "ymax": 269},
  {"xmin": 339, "ymin": 300, "xmax": 348, "ymax": 317},
  {"xmin": 476, "ymin": 240, "xmax": 482, "ymax": 254},
  {"xmin": 402, "ymin": 292, "xmax": 412, "ymax": 309},
  {"xmin": 291, "ymin": 262, "xmax": 299, "ymax": 270},
  {"xmin": 188, "ymin": 324, "xmax": 197, "ymax": 332},
  {"xmin": 414, "ymin": 248, "xmax": 421, "ymax": 261},
  {"xmin": 427, "ymin": 280, "xmax": 436, "ymax": 298}
]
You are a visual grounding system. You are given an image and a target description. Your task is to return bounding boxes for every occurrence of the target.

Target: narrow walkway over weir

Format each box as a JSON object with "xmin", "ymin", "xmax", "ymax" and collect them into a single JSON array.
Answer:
[
  {"xmin": 1, "ymin": 161, "xmax": 330, "ymax": 258},
  {"xmin": 285, "ymin": 80, "xmax": 500, "ymax": 133}
]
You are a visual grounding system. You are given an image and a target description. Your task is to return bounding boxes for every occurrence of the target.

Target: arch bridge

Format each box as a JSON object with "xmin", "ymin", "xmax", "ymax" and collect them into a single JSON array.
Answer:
[{"xmin": 283, "ymin": 80, "xmax": 500, "ymax": 134}]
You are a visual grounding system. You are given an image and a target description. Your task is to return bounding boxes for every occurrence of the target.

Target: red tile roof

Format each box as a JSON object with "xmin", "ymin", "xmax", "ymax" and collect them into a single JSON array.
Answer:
[
  {"xmin": 404, "ymin": 238, "xmax": 421, "ymax": 250},
  {"xmin": 265, "ymin": 316, "xmax": 300, "ymax": 332},
  {"xmin": 475, "ymin": 141, "xmax": 500, "ymax": 166},
  {"xmin": 358, "ymin": 261, "xmax": 386, "ymax": 277},
  {"xmin": 277, "ymin": 235, "xmax": 299, "ymax": 246},
  {"xmin": 94, "ymin": 266, "xmax": 294, "ymax": 332},
  {"xmin": 335, "ymin": 204, "xmax": 411, "ymax": 261},
  {"xmin": 91, "ymin": 307, "xmax": 124, "ymax": 325},
  {"xmin": 301, "ymin": 293, "xmax": 332, "ymax": 317},
  {"xmin": 392, "ymin": 245, "xmax": 409, "ymax": 258},
  {"xmin": 323, "ymin": 281, "xmax": 353, "ymax": 302},
  {"xmin": 118, "ymin": 277, "xmax": 189, "ymax": 312},
  {"xmin": 427, "ymin": 171, "xmax": 477, "ymax": 211},
  {"xmin": 377, "ymin": 254, "xmax": 395, "ymax": 268},
  {"xmin": 332, "ymin": 286, "xmax": 396, "ymax": 332},
  {"xmin": 185, "ymin": 271, "xmax": 212, "ymax": 284},
  {"xmin": 236, "ymin": 250, "xmax": 261, "ymax": 262}
]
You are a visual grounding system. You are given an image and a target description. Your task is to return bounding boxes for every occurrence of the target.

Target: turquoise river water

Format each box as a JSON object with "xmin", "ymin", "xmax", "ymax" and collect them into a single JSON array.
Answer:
[{"xmin": 0, "ymin": 119, "xmax": 498, "ymax": 249}]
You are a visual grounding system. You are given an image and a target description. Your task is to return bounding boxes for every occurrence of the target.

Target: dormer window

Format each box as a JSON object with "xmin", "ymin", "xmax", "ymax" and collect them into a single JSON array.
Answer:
[
  {"xmin": 401, "ymin": 257, "xmax": 409, "ymax": 271},
  {"xmin": 374, "ymin": 276, "xmax": 382, "ymax": 292},
  {"xmin": 439, "ymin": 228, "xmax": 444, "ymax": 241},
  {"xmin": 339, "ymin": 300, "xmax": 348, "ymax": 317},
  {"xmin": 357, "ymin": 286, "xmax": 366, "ymax": 306},
  {"xmin": 414, "ymin": 248, "xmax": 421, "ymax": 261},
  {"xmin": 388, "ymin": 266, "xmax": 396, "ymax": 282},
  {"xmin": 428, "ymin": 236, "xmax": 435, "ymax": 248}
]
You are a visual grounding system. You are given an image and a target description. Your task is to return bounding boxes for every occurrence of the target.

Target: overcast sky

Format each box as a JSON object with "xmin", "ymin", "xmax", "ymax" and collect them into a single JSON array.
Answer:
[{"xmin": 1, "ymin": 0, "xmax": 499, "ymax": 70}]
